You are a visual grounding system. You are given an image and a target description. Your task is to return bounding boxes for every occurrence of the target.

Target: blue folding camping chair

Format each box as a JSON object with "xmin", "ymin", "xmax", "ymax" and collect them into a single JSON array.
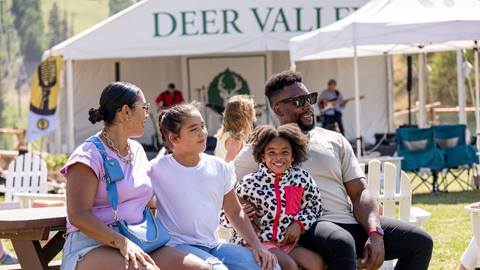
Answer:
[
  {"xmin": 433, "ymin": 124, "xmax": 479, "ymax": 191},
  {"xmin": 396, "ymin": 127, "xmax": 445, "ymax": 192}
]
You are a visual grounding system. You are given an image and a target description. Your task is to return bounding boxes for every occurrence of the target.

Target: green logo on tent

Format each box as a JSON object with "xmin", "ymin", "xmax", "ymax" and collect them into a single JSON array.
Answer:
[{"xmin": 208, "ymin": 68, "xmax": 249, "ymax": 108}]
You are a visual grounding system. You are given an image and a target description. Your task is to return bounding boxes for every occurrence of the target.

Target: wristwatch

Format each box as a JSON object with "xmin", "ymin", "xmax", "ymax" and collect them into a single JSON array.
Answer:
[{"xmin": 367, "ymin": 226, "xmax": 384, "ymax": 237}]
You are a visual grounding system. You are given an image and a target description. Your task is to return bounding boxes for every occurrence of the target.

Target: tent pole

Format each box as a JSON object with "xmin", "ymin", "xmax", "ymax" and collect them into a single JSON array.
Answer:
[
  {"xmin": 418, "ymin": 53, "xmax": 426, "ymax": 127},
  {"xmin": 54, "ymin": 92, "xmax": 62, "ymax": 153},
  {"xmin": 386, "ymin": 54, "xmax": 394, "ymax": 132},
  {"xmin": 181, "ymin": 56, "xmax": 189, "ymax": 101},
  {"xmin": 266, "ymin": 52, "xmax": 273, "ymax": 124},
  {"xmin": 457, "ymin": 49, "xmax": 467, "ymax": 124},
  {"xmin": 354, "ymin": 45, "xmax": 361, "ymax": 158},
  {"xmin": 66, "ymin": 59, "xmax": 75, "ymax": 152},
  {"xmin": 474, "ymin": 42, "xmax": 480, "ymax": 147}
]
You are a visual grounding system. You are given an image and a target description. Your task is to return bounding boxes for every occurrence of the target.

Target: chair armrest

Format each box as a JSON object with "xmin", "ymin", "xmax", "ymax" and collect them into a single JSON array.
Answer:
[
  {"xmin": 410, "ymin": 206, "xmax": 432, "ymax": 227},
  {"xmin": 13, "ymin": 192, "xmax": 66, "ymax": 208}
]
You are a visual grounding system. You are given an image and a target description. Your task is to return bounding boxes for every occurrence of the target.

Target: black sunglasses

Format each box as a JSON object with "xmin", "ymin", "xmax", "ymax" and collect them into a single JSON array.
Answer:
[{"xmin": 277, "ymin": 92, "xmax": 318, "ymax": 108}]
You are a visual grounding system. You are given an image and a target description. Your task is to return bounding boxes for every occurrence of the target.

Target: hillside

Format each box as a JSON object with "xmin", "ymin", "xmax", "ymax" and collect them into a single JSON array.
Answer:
[{"xmin": 41, "ymin": 0, "xmax": 109, "ymax": 38}]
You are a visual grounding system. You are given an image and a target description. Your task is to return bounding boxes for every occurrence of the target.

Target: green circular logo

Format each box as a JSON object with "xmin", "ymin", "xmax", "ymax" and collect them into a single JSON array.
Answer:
[{"xmin": 208, "ymin": 68, "xmax": 250, "ymax": 108}]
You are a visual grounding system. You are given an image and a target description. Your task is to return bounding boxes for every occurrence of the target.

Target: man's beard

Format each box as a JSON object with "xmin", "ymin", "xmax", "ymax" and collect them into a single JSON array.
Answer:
[{"xmin": 297, "ymin": 114, "xmax": 315, "ymax": 132}]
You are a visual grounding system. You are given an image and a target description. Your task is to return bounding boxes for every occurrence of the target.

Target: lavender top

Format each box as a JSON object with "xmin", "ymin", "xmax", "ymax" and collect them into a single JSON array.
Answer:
[{"xmin": 60, "ymin": 135, "xmax": 153, "ymax": 233}]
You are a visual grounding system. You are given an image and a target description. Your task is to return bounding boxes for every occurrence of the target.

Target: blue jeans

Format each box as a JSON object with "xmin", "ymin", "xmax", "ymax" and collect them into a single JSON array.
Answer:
[{"xmin": 176, "ymin": 243, "xmax": 281, "ymax": 270}]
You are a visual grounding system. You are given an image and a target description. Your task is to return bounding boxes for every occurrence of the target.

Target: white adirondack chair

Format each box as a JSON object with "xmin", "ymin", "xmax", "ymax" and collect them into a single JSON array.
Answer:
[
  {"xmin": 465, "ymin": 204, "xmax": 480, "ymax": 268},
  {"xmin": 366, "ymin": 160, "xmax": 431, "ymax": 270},
  {"xmin": 0, "ymin": 153, "xmax": 65, "ymax": 210}
]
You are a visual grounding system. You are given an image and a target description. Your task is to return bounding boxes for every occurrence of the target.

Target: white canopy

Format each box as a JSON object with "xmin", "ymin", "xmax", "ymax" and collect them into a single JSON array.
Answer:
[
  {"xmin": 290, "ymin": 0, "xmax": 480, "ymax": 62},
  {"xmin": 49, "ymin": 0, "xmax": 355, "ymax": 60},
  {"xmin": 290, "ymin": 0, "xmax": 480, "ymax": 156}
]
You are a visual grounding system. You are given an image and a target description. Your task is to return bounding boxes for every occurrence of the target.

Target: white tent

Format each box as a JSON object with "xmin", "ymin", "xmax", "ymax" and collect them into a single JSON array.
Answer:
[
  {"xmin": 290, "ymin": 0, "xmax": 480, "ymax": 155},
  {"xmin": 290, "ymin": 0, "xmax": 480, "ymax": 61},
  {"xmin": 47, "ymin": 0, "xmax": 392, "ymax": 153}
]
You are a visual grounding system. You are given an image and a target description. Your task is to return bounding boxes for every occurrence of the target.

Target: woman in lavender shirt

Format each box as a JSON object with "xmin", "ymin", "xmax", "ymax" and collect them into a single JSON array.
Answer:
[{"xmin": 60, "ymin": 82, "xmax": 209, "ymax": 270}]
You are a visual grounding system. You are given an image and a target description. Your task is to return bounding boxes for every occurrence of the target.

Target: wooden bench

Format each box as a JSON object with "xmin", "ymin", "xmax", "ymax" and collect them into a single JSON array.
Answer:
[{"xmin": 0, "ymin": 207, "xmax": 66, "ymax": 270}]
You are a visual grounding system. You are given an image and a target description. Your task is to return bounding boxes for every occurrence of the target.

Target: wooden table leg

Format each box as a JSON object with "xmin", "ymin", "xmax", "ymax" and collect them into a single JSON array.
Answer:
[
  {"xmin": 11, "ymin": 240, "xmax": 49, "ymax": 270},
  {"xmin": 43, "ymin": 231, "xmax": 65, "ymax": 262},
  {"xmin": 10, "ymin": 231, "xmax": 65, "ymax": 270}
]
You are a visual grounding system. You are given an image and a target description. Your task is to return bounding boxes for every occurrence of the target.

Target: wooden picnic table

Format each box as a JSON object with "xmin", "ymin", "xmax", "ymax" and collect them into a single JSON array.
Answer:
[{"xmin": 0, "ymin": 207, "xmax": 66, "ymax": 270}]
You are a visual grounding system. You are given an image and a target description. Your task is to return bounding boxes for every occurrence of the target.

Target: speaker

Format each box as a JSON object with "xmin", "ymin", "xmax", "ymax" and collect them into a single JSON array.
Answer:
[{"xmin": 407, "ymin": 56, "xmax": 413, "ymax": 92}]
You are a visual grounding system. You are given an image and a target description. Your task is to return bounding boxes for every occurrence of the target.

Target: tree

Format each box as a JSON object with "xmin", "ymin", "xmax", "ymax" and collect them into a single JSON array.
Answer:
[
  {"xmin": 11, "ymin": 0, "xmax": 44, "ymax": 62},
  {"xmin": 0, "ymin": 0, "xmax": 17, "ymax": 128},
  {"xmin": 60, "ymin": 10, "xmax": 69, "ymax": 41},
  {"xmin": 47, "ymin": 2, "xmax": 61, "ymax": 48},
  {"xmin": 109, "ymin": 0, "xmax": 134, "ymax": 15},
  {"xmin": 430, "ymin": 52, "xmax": 459, "ymax": 106}
]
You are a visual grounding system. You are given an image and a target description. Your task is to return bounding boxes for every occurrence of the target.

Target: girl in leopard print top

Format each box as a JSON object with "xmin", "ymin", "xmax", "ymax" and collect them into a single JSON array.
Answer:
[{"xmin": 226, "ymin": 124, "xmax": 325, "ymax": 270}]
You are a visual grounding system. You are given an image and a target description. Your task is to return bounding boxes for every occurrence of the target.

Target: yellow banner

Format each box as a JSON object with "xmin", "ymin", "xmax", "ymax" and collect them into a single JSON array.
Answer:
[
  {"xmin": 29, "ymin": 56, "xmax": 62, "ymax": 115},
  {"xmin": 27, "ymin": 55, "xmax": 63, "ymax": 142}
]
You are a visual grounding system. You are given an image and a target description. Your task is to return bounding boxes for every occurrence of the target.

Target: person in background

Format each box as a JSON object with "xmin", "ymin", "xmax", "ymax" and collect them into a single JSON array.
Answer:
[
  {"xmin": 318, "ymin": 79, "xmax": 345, "ymax": 135},
  {"xmin": 155, "ymin": 83, "xmax": 184, "ymax": 111},
  {"xmin": 0, "ymin": 167, "xmax": 19, "ymax": 265},
  {"xmin": 0, "ymin": 241, "xmax": 18, "ymax": 265},
  {"xmin": 214, "ymin": 95, "xmax": 256, "ymax": 162}
]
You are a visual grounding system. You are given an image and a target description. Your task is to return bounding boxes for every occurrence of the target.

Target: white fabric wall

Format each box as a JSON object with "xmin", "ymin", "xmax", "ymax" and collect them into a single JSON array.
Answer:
[
  {"xmin": 58, "ymin": 53, "xmax": 387, "ymax": 151},
  {"xmin": 58, "ymin": 57, "xmax": 183, "ymax": 147}
]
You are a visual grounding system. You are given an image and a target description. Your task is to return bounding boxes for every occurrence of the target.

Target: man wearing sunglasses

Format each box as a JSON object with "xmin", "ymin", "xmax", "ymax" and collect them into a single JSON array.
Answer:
[{"xmin": 233, "ymin": 71, "xmax": 433, "ymax": 270}]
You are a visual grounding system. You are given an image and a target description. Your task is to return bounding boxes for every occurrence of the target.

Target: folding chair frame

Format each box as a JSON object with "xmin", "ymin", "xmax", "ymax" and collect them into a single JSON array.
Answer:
[
  {"xmin": 439, "ymin": 165, "xmax": 477, "ymax": 192},
  {"xmin": 410, "ymin": 169, "xmax": 440, "ymax": 193}
]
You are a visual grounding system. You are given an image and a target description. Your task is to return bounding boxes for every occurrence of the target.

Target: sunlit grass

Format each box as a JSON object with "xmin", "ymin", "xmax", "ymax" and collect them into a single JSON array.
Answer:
[{"xmin": 411, "ymin": 172, "xmax": 479, "ymax": 270}]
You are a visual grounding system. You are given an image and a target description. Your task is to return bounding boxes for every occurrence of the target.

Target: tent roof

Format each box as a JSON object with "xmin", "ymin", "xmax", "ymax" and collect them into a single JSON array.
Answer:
[
  {"xmin": 290, "ymin": 0, "xmax": 480, "ymax": 62},
  {"xmin": 48, "ymin": 0, "xmax": 355, "ymax": 60}
]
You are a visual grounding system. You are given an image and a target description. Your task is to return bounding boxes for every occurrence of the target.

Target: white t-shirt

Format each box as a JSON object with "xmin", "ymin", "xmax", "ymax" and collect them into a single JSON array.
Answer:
[
  {"xmin": 148, "ymin": 153, "xmax": 236, "ymax": 248},
  {"xmin": 234, "ymin": 127, "xmax": 365, "ymax": 224}
]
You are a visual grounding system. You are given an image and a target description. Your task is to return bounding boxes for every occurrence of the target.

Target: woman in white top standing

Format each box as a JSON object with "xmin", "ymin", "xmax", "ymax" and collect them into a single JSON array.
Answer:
[{"xmin": 214, "ymin": 95, "xmax": 256, "ymax": 162}]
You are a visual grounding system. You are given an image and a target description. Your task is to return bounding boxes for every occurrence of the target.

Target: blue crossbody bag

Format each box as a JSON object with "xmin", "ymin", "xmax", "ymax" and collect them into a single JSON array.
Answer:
[{"xmin": 87, "ymin": 136, "xmax": 170, "ymax": 252}]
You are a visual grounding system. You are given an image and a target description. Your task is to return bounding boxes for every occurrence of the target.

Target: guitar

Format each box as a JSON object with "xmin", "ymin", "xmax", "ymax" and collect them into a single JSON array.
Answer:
[{"xmin": 319, "ymin": 95, "xmax": 365, "ymax": 114}]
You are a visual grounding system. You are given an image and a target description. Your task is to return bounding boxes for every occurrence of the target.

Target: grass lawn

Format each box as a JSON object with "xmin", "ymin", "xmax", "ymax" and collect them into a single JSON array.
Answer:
[
  {"xmin": 411, "ymin": 174, "xmax": 479, "ymax": 270},
  {"xmin": 1, "ymin": 177, "xmax": 479, "ymax": 269}
]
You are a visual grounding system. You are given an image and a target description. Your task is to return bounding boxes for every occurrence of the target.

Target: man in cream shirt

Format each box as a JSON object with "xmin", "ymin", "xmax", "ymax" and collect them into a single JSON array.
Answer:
[{"xmin": 234, "ymin": 71, "xmax": 433, "ymax": 270}]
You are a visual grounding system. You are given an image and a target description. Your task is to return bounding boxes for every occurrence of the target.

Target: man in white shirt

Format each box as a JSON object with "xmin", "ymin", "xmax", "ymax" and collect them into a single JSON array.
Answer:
[{"xmin": 234, "ymin": 70, "xmax": 433, "ymax": 270}]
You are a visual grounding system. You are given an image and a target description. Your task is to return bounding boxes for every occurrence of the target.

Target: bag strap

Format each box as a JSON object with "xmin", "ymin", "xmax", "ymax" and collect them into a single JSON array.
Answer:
[{"xmin": 86, "ymin": 135, "xmax": 121, "ymax": 219}]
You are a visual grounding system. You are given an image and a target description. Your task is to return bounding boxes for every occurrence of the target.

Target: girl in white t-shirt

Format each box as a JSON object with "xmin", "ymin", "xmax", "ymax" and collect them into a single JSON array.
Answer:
[{"xmin": 148, "ymin": 103, "xmax": 279, "ymax": 270}]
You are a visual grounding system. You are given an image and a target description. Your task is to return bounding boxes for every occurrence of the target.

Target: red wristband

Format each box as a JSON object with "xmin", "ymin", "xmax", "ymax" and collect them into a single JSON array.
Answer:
[
  {"xmin": 367, "ymin": 228, "xmax": 377, "ymax": 237},
  {"xmin": 368, "ymin": 226, "xmax": 384, "ymax": 237}
]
